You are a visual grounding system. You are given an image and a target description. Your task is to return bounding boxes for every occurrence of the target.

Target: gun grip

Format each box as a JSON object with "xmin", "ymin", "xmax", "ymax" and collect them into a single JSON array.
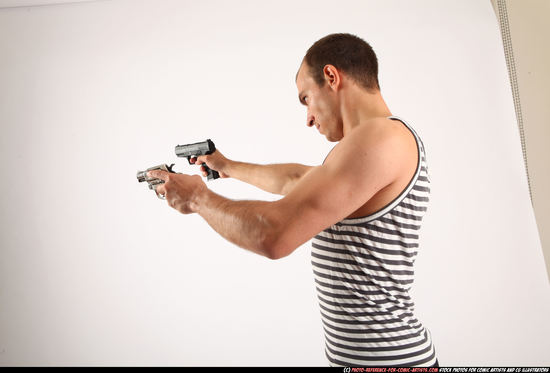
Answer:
[{"xmin": 202, "ymin": 163, "xmax": 220, "ymax": 181}]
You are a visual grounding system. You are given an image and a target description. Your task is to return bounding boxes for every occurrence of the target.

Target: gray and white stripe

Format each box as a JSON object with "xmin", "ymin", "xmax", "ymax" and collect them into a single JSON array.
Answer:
[{"xmin": 311, "ymin": 116, "xmax": 437, "ymax": 367}]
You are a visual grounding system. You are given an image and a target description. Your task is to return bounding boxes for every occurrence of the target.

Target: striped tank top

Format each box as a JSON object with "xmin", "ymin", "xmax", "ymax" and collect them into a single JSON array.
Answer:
[{"xmin": 311, "ymin": 116, "xmax": 436, "ymax": 367}]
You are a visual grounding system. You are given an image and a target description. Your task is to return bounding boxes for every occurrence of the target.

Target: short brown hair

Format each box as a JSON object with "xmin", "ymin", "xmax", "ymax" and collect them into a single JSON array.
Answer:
[{"xmin": 301, "ymin": 33, "xmax": 380, "ymax": 92}]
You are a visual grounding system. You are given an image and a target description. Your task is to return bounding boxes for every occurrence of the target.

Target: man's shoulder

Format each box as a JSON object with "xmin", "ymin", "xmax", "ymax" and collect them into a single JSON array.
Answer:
[
  {"xmin": 353, "ymin": 116, "xmax": 408, "ymax": 138},
  {"xmin": 326, "ymin": 117, "xmax": 412, "ymax": 165}
]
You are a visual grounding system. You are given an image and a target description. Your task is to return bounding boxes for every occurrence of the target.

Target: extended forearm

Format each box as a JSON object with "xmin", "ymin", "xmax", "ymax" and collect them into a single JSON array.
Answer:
[
  {"xmin": 225, "ymin": 161, "xmax": 312, "ymax": 195},
  {"xmin": 196, "ymin": 188, "xmax": 281, "ymax": 258}
]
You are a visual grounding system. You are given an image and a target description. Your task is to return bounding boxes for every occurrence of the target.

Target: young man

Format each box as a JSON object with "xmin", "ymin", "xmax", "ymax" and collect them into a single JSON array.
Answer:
[{"xmin": 148, "ymin": 33, "xmax": 437, "ymax": 367}]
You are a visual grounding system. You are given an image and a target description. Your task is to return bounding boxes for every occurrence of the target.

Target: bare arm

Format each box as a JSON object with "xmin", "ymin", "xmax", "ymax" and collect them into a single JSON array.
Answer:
[
  {"xmin": 225, "ymin": 161, "xmax": 313, "ymax": 195},
  {"xmin": 193, "ymin": 150, "xmax": 313, "ymax": 195},
  {"xmin": 151, "ymin": 119, "xmax": 410, "ymax": 259}
]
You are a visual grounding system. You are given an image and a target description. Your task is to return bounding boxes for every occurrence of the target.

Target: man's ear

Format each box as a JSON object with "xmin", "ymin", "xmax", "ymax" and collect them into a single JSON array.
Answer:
[{"xmin": 323, "ymin": 64, "xmax": 340, "ymax": 90}]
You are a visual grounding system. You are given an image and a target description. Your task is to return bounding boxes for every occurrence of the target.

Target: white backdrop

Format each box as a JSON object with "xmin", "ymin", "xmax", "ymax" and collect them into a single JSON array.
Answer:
[{"xmin": 1, "ymin": 0, "xmax": 549, "ymax": 367}]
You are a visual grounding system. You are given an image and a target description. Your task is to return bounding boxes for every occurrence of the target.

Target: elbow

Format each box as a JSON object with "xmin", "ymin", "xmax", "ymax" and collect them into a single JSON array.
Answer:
[
  {"xmin": 257, "ymin": 202, "xmax": 298, "ymax": 260},
  {"xmin": 264, "ymin": 247, "xmax": 290, "ymax": 261},
  {"xmin": 260, "ymin": 232, "xmax": 293, "ymax": 260}
]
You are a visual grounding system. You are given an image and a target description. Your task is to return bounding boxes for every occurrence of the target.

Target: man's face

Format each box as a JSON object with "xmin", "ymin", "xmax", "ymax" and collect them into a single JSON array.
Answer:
[{"xmin": 296, "ymin": 63, "xmax": 342, "ymax": 142}]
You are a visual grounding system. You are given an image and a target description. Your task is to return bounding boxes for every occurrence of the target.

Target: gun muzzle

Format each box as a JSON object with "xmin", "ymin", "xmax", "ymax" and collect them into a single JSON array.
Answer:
[{"xmin": 136, "ymin": 163, "xmax": 175, "ymax": 199}]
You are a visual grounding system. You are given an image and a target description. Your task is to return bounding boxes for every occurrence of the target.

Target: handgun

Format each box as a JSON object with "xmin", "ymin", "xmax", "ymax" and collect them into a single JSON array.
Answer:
[
  {"xmin": 136, "ymin": 163, "xmax": 175, "ymax": 199},
  {"xmin": 175, "ymin": 139, "xmax": 220, "ymax": 181}
]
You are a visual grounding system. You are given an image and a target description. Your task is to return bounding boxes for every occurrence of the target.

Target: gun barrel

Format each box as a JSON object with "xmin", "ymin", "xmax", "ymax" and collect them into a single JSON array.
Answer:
[
  {"xmin": 136, "ymin": 170, "xmax": 148, "ymax": 183},
  {"xmin": 175, "ymin": 139, "xmax": 216, "ymax": 158},
  {"xmin": 136, "ymin": 163, "xmax": 175, "ymax": 183}
]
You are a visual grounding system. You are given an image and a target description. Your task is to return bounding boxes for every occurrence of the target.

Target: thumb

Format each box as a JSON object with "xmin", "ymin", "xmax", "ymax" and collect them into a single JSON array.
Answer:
[{"xmin": 147, "ymin": 170, "xmax": 169, "ymax": 180}]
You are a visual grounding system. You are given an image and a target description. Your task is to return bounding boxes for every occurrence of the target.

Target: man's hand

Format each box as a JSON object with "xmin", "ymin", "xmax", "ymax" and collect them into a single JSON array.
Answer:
[
  {"xmin": 147, "ymin": 170, "xmax": 207, "ymax": 214},
  {"xmin": 191, "ymin": 149, "xmax": 231, "ymax": 179}
]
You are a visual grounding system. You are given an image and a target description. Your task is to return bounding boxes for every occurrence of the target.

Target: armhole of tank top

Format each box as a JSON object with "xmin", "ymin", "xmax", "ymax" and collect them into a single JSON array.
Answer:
[
  {"xmin": 322, "ymin": 145, "xmax": 337, "ymax": 165},
  {"xmin": 338, "ymin": 116, "xmax": 422, "ymax": 225}
]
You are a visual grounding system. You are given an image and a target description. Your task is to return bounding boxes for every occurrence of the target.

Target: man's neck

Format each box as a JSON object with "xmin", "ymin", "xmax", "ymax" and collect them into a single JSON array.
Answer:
[{"xmin": 340, "ymin": 88, "xmax": 392, "ymax": 137}]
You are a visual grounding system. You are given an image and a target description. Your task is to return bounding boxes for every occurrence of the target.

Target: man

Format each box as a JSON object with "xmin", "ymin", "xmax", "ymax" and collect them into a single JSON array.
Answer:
[{"xmin": 148, "ymin": 33, "xmax": 437, "ymax": 367}]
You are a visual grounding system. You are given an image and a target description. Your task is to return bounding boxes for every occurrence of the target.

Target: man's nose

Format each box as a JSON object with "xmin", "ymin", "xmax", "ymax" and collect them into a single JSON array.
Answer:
[{"xmin": 306, "ymin": 113, "xmax": 315, "ymax": 127}]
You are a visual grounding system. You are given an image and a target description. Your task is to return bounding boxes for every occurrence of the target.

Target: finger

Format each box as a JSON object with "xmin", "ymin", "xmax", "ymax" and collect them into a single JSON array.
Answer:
[
  {"xmin": 195, "ymin": 155, "xmax": 208, "ymax": 165},
  {"xmin": 190, "ymin": 157, "xmax": 197, "ymax": 164},
  {"xmin": 147, "ymin": 170, "xmax": 169, "ymax": 181},
  {"xmin": 198, "ymin": 164, "xmax": 209, "ymax": 177},
  {"xmin": 154, "ymin": 183, "xmax": 167, "ymax": 196}
]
